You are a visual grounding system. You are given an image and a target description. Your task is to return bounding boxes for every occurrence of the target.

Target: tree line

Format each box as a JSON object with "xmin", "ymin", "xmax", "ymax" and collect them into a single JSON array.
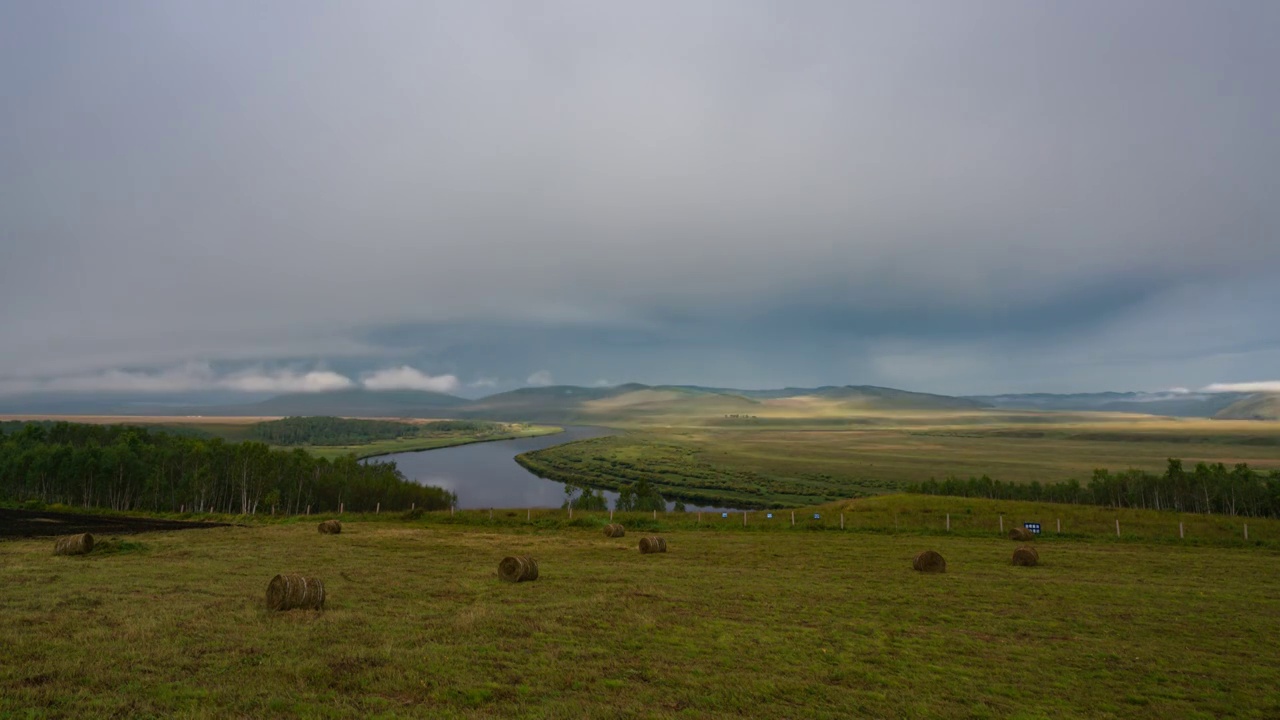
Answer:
[
  {"xmin": 911, "ymin": 459, "xmax": 1280, "ymax": 517},
  {"xmin": 247, "ymin": 416, "xmax": 419, "ymax": 446},
  {"xmin": 247, "ymin": 416, "xmax": 507, "ymax": 446},
  {"xmin": 0, "ymin": 422, "xmax": 454, "ymax": 514},
  {"xmin": 561, "ymin": 476, "xmax": 678, "ymax": 512}
]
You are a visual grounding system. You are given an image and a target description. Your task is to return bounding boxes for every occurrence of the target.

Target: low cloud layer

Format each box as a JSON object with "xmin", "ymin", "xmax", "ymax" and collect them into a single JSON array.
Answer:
[
  {"xmin": 2, "ymin": 3, "xmax": 1278, "ymax": 395},
  {"xmin": 526, "ymin": 371, "xmax": 554, "ymax": 388},
  {"xmin": 361, "ymin": 367, "xmax": 460, "ymax": 393},
  {"xmin": 1202, "ymin": 382, "xmax": 1280, "ymax": 394},
  {"xmin": 0, "ymin": 364, "xmax": 468, "ymax": 396}
]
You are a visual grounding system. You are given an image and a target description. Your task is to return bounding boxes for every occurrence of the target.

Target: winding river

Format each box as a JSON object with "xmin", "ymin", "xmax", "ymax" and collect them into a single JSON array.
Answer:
[{"xmin": 368, "ymin": 426, "xmax": 733, "ymax": 511}]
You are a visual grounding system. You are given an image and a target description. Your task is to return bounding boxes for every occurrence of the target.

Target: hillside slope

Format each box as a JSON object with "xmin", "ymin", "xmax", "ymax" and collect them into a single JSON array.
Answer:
[{"xmin": 1214, "ymin": 393, "xmax": 1280, "ymax": 420}]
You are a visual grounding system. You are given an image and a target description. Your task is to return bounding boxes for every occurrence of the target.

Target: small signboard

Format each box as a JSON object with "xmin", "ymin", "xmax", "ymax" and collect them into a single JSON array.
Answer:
[
  {"xmin": 813, "ymin": 513, "xmax": 821, "ymax": 520},
  {"xmin": 721, "ymin": 512, "xmax": 728, "ymax": 518},
  {"xmin": 766, "ymin": 513, "xmax": 773, "ymax": 519},
  {"xmin": 1024, "ymin": 522, "xmax": 1041, "ymax": 534}
]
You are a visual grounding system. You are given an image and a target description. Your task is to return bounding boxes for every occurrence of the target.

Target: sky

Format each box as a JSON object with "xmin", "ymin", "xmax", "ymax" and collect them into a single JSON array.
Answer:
[{"xmin": 2, "ymin": 1, "xmax": 1278, "ymax": 398}]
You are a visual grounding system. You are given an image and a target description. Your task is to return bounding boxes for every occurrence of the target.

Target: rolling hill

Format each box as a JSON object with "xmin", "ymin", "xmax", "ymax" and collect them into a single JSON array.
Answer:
[
  {"xmin": 969, "ymin": 390, "xmax": 1248, "ymax": 418},
  {"xmin": 233, "ymin": 389, "xmax": 469, "ymax": 417},
  {"xmin": 1214, "ymin": 393, "xmax": 1280, "ymax": 421}
]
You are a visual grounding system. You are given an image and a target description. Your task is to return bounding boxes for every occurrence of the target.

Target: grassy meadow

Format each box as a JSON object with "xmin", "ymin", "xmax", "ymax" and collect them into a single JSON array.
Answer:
[
  {"xmin": 4, "ymin": 497, "xmax": 1280, "ymax": 719},
  {"xmin": 519, "ymin": 415, "xmax": 1280, "ymax": 507},
  {"xmin": 300, "ymin": 423, "xmax": 561, "ymax": 460}
]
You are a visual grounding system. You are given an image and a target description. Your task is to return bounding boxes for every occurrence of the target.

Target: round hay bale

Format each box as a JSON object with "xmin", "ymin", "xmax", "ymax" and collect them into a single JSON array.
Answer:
[
  {"xmin": 498, "ymin": 555, "xmax": 539, "ymax": 583},
  {"xmin": 317, "ymin": 519, "xmax": 342, "ymax": 534},
  {"xmin": 912, "ymin": 550, "xmax": 946, "ymax": 573},
  {"xmin": 1009, "ymin": 526, "xmax": 1034, "ymax": 541},
  {"xmin": 603, "ymin": 523, "xmax": 626, "ymax": 538},
  {"xmin": 265, "ymin": 573, "xmax": 326, "ymax": 611},
  {"xmin": 54, "ymin": 533, "xmax": 94, "ymax": 556},
  {"xmin": 638, "ymin": 536, "xmax": 668, "ymax": 554},
  {"xmin": 1012, "ymin": 546, "xmax": 1040, "ymax": 566}
]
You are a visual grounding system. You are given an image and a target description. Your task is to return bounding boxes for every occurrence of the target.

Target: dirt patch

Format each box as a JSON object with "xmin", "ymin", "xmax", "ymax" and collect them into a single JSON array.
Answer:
[{"xmin": 0, "ymin": 508, "xmax": 231, "ymax": 539}]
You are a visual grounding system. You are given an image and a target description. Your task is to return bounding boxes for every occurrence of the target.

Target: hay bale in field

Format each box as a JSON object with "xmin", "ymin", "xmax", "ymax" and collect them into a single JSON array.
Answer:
[
  {"xmin": 638, "ymin": 536, "xmax": 668, "ymax": 554},
  {"xmin": 317, "ymin": 519, "xmax": 342, "ymax": 534},
  {"xmin": 265, "ymin": 573, "xmax": 326, "ymax": 611},
  {"xmin": 1011, "ymin": 546, "xmax": 1040, "ymax": 567},
  {"xmin": 498, "ymin": 555, "xmax": 539, "ymax": 583},
  {"xmin": 53, "ymin": 533, "xmax": 94, "ymax": 556},
  {"xmin": 1009, "ymin": 526, "xmax": 1034, "ymax": 541},
  {"xmin": 912, "ymin": 550, "xmax": 946, "ymax": 573},
  {"xmin": 603, "ymin": 523, "xmax": 626, "ymax": 538}
]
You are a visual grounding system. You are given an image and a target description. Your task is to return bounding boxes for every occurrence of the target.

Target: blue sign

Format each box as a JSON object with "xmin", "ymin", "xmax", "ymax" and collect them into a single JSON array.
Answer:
[
  {"xmin": 766, "ymin": 513, "xmax": 773, "ymax": 519},
  {"xmin": 813, "ymin": 513, "xmax": 821, "ymax": 519},
  {"xmin": 1024, "ymin": 522, "xmax": 1041, "ymax": 534},
  {"xmin": 721, "ymin": 512, "xmax": 728, "ymax": 518}
]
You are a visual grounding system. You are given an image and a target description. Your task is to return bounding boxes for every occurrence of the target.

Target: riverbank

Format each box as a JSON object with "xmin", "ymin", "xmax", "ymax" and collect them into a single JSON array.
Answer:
[{"xmin": 311, "ymin": 423, "xmax": 564, "ymax": 460}]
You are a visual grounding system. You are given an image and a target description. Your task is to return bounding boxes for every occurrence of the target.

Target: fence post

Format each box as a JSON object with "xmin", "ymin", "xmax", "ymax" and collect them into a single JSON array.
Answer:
[
  {"xmin": 376, "ymin": 502, "xmax": 380, "ymax": 514},
  {"xmin": 946, "ymin": 513, "xmax": 950, "ymax": 531},
  {"xmin": 610, "ymin": 509, "xmax": 614, "ymax": 521},
  {"xmin": 1057, "ymin": 518, "xmax": 1061, "ymax": 533},
  {"xmin": 490, "ymin": 508, "xmax": 494, "ymax": 520},
  {"xmin": 698, "ymin": 511, "xmax": 701, "ymax": 523},
  {"xmin": 1115, "ymin": 519, "xmax": 1120, "ymax": 537},
  {"xmin": 340, "ymin": 502, "xmax": 344, "ymax": 514},
  {"xmin": 653, "ymin": 509, "xmax": 656, "ymax": 520},
  {"xmin": 569, "ymin": 507, "xmax": 572, "ymax": 519},
  {"xmin": 791, "ymin": 511, "xmax": 795, "ymax": 527},
  {"xmin": 841, "ymin": 513, "xmax": 845, "ymax": 530},
  {"xmin": 450, "ymin": 505, "xmax": 454, "ymax": 517},
  {"xmin": 743, "ymin": 511, "xmax": 747, "ymax": 527},
  {"xmin": 1179, "ymin": 521, "xmax": 1184, "ymax": 539},
  {"xmin": 306, "ymin": 505, "xmax": 310, "ymax": 515},
  {"xmin": 411, "ymin": 502, "xmax": 415, "ymax": 511},
  {"xmin": 999, "ymin": 515, "xmax": 1004, "ymax": 533},
  {"xmin": 527, "ymin": 508, "xmax": 531, "ymax": 521},
  {"xmin": 1245, "ymin": 523, "xmax": 1249, "ymax": 541}
]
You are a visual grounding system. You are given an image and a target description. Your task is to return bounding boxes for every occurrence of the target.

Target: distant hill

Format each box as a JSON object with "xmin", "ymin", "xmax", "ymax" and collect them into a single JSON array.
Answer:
[
  {"xmin": 968, "ymin": 391, "xmax": 1249, "ymax": 418},
  {"xmin": 238, "ymin": 389, "xmax": 469, "ymax": 417},
  {"xmin": 458, "ymin": 383, "xmax": 986, "ymax": 422},
  {"xmin": 1214, "ymin": 393, "xmax": 1280, "ymax": 421}
]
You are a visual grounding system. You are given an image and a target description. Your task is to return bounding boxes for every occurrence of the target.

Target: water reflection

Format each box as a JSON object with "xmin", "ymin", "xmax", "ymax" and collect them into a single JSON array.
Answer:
[{"xmin": 367, "ymin": 426, "xmax": 735, "ymax": 512}]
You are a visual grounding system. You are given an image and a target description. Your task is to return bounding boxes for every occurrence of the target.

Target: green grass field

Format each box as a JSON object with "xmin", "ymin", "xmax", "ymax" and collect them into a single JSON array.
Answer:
[
  {"xmin": 519, "ymin": 418, "xmax": 1280, "ymax": 508},
  {"xmin": 301, "ymin": 424, "xmax": 562, "ymax": 460},
  {"xmin": 3, "ymin": 496, "xmax": 1280, "ymax": 719}
]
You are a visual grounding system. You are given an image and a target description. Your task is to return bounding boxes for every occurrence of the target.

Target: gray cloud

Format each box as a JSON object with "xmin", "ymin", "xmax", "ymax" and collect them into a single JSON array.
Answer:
[{"xmin": 2, "ymin": 1, "xmax": 1278, "ymax": 395}]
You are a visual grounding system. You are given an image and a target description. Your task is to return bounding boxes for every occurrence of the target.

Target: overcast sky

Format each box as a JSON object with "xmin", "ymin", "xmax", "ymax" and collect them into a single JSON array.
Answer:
[{"xmin": 2, "ymin": 1, "xmax": 1278, "ymax": 397}]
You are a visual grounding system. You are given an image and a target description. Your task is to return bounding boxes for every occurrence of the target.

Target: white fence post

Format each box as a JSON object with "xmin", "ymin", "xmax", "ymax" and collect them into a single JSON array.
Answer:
[
  {"xmin": 527, "ymin": 508, "xmax": 531, "ymax": 521},
  {"xmin": 1179, "ymin": 521, "xmax": 1184, "ymax": 539},
  {"xmin": 743, "ymin": 511, "xmax": 747, "ymax": 527},
  {"xmin": 376, "ymin": 502, "xmax": 380, "ymax": 514},
  {"xmin": 946, "ymin": 513, "xmax": 950, "ymax": 531},
  {"xmin": 610, "ymin": 509, "xmax": 614, "ymax": 521},
  {"xmin": 306, "ymin": 505, "xmax": 310, "ymax": 515},
  {"xmin": 340, "ymin": 502, "xmax": 344, "ymax": 514},
  {"xmin": 1115, "ymin": 519, "xmax": 1120, "ymax": 537},
  {"xmin": 653, "ymin": 509, "xmax": 656, "ymax": 520},
  {"xmin": 1056, "ymin": 518, "xmax": 1061, "ymax": 533},
  {"xmin": 999, "ymin": 515, "xmax": 1004, "ymax": 533},
  {"xmin": 569, "ymin": 507, "xmax": 572, "ymax": 519},
  {"xmin": 791, "ymin": 511, "xmax": 795, "ymax": 527}
]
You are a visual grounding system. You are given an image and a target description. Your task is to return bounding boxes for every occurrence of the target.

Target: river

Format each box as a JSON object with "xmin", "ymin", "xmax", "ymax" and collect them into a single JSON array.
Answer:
[{"xmin": 367, "ymin": 426, "xmax": 734, "ymax": 511}]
